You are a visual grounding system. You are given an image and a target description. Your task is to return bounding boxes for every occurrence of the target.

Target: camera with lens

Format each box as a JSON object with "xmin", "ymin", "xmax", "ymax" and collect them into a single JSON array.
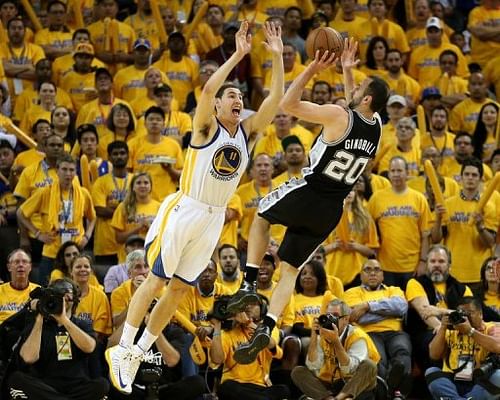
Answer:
[
  {"xmin": 448, "ymin": 309, "xmax": 467, "ymax": 326},
  {"xmin": 30, "ymin": 287, "xmax": 64, "ymax": 318},
  {"xmin": 473, "ymin": 354, "xmax": 500, "ymax": 380},
  {"xmin": 318, "ymin": 313, "xmax": 339, "ymax": 331}
]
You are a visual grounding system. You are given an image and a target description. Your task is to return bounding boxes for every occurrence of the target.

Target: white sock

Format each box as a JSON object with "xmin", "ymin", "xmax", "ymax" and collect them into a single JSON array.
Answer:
[
  {"xmin": 137, "ymin": 328, "xmax": 158, "ymax": 353},
  {"xmin": 119, "ymin": 322, "xmax": 139, "ymax": 348}
]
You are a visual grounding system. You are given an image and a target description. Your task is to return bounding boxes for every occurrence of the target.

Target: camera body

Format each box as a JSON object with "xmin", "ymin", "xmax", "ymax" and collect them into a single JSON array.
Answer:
[
  {"xmin": 30, "ymin": 287, "xmax": 64, "ymax": 318},
  {"xmin": 473, "ymin": 354, "xmax": 500, "ymax": 380},
  {"xmin": 318, "ymin": 313, "xmax": 339, "ymax": 330},
  {"xmin": 448, "ymin": 309, "xmax": 467, "ymax": 326}
]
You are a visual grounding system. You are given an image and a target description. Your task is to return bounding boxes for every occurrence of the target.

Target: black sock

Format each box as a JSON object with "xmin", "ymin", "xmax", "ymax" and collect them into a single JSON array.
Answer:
[
  {"xmin": 244, "ymin": 263, "xmax": 259, "ymax": 284},
  {"xmin": 263, "ymin": 315, "xmax": 276, "ymax": 330}
]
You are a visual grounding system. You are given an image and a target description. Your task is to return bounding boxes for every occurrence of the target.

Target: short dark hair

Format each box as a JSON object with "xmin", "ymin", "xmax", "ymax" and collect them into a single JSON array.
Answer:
[
  {"xmin": 460, "ymin": 157, "xmax": 483, "ymax": 178},
  {"xmin": 215, "ymin": 83, "xmax": 240, "ymax": 99},
  {"xmin": 0, "ymin": 139, "xmax": 14, "ymax": 152},
  {"xmin": 72, "ymin": 28, "xmax": 90, "ymax": 41},
  {"xmin": 106, "ymin": 103, "xmax": 135, "ymax": 133},
  {"xmin": 312, "ymin": 80, "xmax": 332, "ymax": 94},
  {"xmin": 439, "ymin": 49, "xmax": 458, "ymax": 64},
  {"xmin": 284, "ymin": 6, "xmax": 302, "ymax": 17},
  {"xmin": 56, "ymin": 153, "xmax": 76, "ymax": 167},
  {"xmin": 32, "ymin": 118, "xmax": 51, "ymax": 135},
  {"xmin": 0, "ymin": 83, "xmax": 7, "ymax": 105},
  {"xmin": 47, "ymin": 0, "xmax": 66, "ymax": 12},
  {"xmin": 107, "ymin": 140, "xmax": 129, "ymax": 156},
  {"xmin": 144, "ymin": 106, "xmax": 165, "ymax": 120},
  {"xmin": 295, "ymin": 260, "xmax": 328, "ymax": 296},
  {"xmin": 7, "ymin": 16, "xmax": 23, "ymax": 30},
  {"xmin": 76, "ymin": 123, "xmax": 98, "ymax": 143},
  {"xmin": 218, "ymin": 243, "xmax": 239, "ymax": 258},
  {"xmin": 387, "ymin": 48, "xmax": 402, "ymax": 57},
  {"xmin": 453, "ymin": 131, "xmax": 472, "ymax": 145},
  {"xmin": 490, "ymin": 148, "xmax": 500, "ymax": 163},
  {"xmin": 431, "ymin": 104, "xmax": 448, "ymax": 118},
  {"xmin": 457, "ymin": 296, "xmax": 482, "ymax": 312},
  {"xmin": 365, "ymin": 76, "xmax": 390, "ymax": 113}
]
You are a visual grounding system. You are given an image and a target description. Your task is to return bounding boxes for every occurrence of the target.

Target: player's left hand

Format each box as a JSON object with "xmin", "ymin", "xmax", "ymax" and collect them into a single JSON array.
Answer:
[
  {"xmin": 340, "ymin": 37, "xmax": 360, "ymax": 70},
  {"xmin": 262, "ymin": 21, "xmax": 283, "ymax": 55},
  {"xmin": 309, "ymin": 49, "xmax": 337, "ymax": 74},
  {"xmin": 235, "ymin": 20, "xmax": 252, "ymax": 57}
]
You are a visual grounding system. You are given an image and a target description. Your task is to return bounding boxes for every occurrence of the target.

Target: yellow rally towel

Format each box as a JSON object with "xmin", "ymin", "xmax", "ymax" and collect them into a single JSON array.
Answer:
[{"xmin": 47, "ymin": 176, "xmax": 86, "ymax": 232}]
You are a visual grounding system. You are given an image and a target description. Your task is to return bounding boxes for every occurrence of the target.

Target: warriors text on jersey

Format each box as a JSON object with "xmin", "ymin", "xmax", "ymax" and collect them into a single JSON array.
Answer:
[
  {"xmin": 303, "ymin": 109, "xmax": 382, "ymax": 197},
  {"xmin": 180, "ymin": 119, "xmax": 249, "ymax": 207}
]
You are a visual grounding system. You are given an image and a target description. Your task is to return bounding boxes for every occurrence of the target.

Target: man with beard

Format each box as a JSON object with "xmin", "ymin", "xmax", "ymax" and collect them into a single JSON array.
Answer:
[
  {"xmin": 272, "ymin": 136, "xmax": 306, "ymax": 186},
  {"xmin": 216, "ymin": 244, "xmax": 243, "ymax": 294},
  {"xmin": 384, "ymin": 49, "xmax": 421, "ymax": 109},
  {"xmin": 420, "ymin": 105, "xmax": 455, "ymax": 169},
  {"xmin": 227, "ymin": 40, "xmax": 390, "ymax": 364},
  {"xmin": 91, "ymin": 141, "xmax": 130, "ymax": 268},
  {"xmin": 405, "ymin": 245, "xmax": 473, "ymax": 371}
]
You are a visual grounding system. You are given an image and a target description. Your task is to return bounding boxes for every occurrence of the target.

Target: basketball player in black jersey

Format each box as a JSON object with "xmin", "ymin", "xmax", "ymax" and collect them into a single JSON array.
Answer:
[{"xmin": 227, "ymin": 38, "xmax": 390, "ymax": 364}]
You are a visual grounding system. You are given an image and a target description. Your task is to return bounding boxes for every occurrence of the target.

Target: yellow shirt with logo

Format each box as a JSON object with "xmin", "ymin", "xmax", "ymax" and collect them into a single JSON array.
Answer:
[
  {"xmin": 113, "ymin": 65, "xmax": 151, "ymax": 103},
  {"xmin": 294, "ymin": 292, "xmax": 334, "ymax": 329},
  {"xmin": 52, "ymin": 53, "xmax": 105, "ymax": 86},
  {"xmin": 215, "ymin": 273, "xmax": 243, "ymax": 295},
  {"xmin": 368, "ymin": 187, "xmax": 431, "ymax": 273},
  {"xmin": 91, "ymin": 173, "xmax": 130, "ymax": 256},
  {"xmin": 378, "ymin": 144, "xmax": 421, "ymax": 177},
  {"xmin": 128, "ymin": 135, "xmax": 184, "ymax": 201},
  {"xmin": 407, "ymin": 175, "xmax": 460, "ymax": 199},
  {"xmin": 444, "ymin": 194, "xmax": 497, "ymax": 283},
  {"xmin": 258, "ymin": 282, "xmax": 295, "ymax": 328},
  {"xmin": 13, "ymin": 149, "xmax": 45, "ymax": 169},
  {"xmin": 13, "ymin": 86, "xmax": 73, "ymax": 123},
  {"xmin": 468, "ymin": 6, "xmax": 500, "ymax": 68},
  {"xmin": 236, "ymin": 180, "xmax": 273, "ymax": 242},
  {"xmin": 384, "ymin": 72, "xmax": 421, "ymax": 106},
  {"xmin": 60, "ymin": 69, "xmax": 97, "ymax": 112},
  {"xmin": 75, "ymin": 285, "xmax": 112, "ymax": 335},
  {"xmin": 344, "ymin": 285, "xmax": 405, "ymax": 332},
  {"xmin": 135, "ymin": 111, "xmax": 192, "ymax": 140},
  {"xmin": 405, "ymin": 278, "xmax": 473, "ymax": 309},
  {"xmin": 111, "ymin": 200, "xmax": 161, "ymax": 262},
  {"xmin": 0, "ymin": 282, "xmax": 39, "ymax": 324},
  {"xmin": 449, "ymin": 98, "xmax": 497, "ymax": 135},
  {"xmin": 34, "ymin": 28, "xmax": 73, "ymax": 53}
]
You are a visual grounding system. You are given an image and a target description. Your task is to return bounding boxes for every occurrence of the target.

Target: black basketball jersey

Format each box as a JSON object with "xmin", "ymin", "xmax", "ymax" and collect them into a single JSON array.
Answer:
[{"xmin": 303, "ymin": 108, "xmax": 382, "ymax": 197}]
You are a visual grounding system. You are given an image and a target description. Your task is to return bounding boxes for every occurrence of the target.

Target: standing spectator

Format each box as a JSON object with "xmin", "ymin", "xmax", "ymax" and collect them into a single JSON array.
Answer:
[
  {"xmin": 479, "ymin": 257, "xmax": 500, "ymax": 322},
  {"xmin": 406, "ymin": 0, "xmax": 434, "ymax": 50},
  {"xmin": 344, "ymin": 259, "xmax": 412, "ymax": 399},
  {"xmin": 467, "ymin": 0, "xmax": 500, "ymax": 68},
  {"xmin": 0, "ymin": 249, "xmax": 38, "ymax": 324},
  {"xmin": 217, "ymin": 244, "xmax": 243, "ymax": 294},
  {"xmin": 433, "ymin": 158, "xmax": 497, "ymax": 291},
  {"xmin": 368, "ymin": 157, "xmax": 431, "ymax": 288},
  {"xmin": 472, "ymin": 102, "xmax": 499, "ymax": 163},
  {"xmin": 384, "ymin": 49, "xmax": 421, "ymax": 109},
  {"xmin": 434, "ymin": 49, "xmax": 468, "ymax": 109},
  {"xmin": 360, "ymin": 36, "xmax": 389, "ymax": 79},
  {"xmin": 282, "ymin": 7, "xmax": 306, "ymax": 62}
]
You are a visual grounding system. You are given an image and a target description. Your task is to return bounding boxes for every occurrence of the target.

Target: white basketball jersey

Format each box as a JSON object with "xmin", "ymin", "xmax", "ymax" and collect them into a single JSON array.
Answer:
[{"xmin": 179, "ymin": 120, "xmax": 249, "ymax": 207}]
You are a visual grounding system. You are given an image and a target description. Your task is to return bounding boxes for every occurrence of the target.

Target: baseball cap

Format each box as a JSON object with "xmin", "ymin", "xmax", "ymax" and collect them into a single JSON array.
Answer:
[
  {"xmin": 126, "ymin": 235, "xmax": 145, "ymax": 247},
  {"xmin": 95, "ymin": 67, "xmax": 113, "ymax": 80},
  {"xmin": 154, "ymin": 83, "xmax": 172, "ymax": 96},
  {"xmin": 133, "ymin": 38, "xmax": 152, "ymax": 50},
  {"xmin": 426, "ymin": 17, "xmax": 442, "ymax": 30},
  {"xmin": 421, "ymin": 87, "xmax": 442, "ymax": 101},
  {"xmin": 282, "ymin": 135, "xmax": 304, "ymax": 151},
  {"xmin": 387, "ymin": 95, "xmax": 407, "ymax": 107},
  {"xmin": 74, "ymin": 43, "xmax": 94, "ymax": 56},
  {"xmin": 262, "ymin": 253, "xmax": 276, "ymax": 268}
]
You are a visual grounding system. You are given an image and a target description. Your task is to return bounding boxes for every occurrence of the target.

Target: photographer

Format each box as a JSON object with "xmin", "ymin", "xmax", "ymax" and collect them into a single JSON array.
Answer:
[
  {"xmin": 6, "ymin": 278, "xmax": 109, "ymax": 399},
  {"xmin": 209, "ymin": 296, "xmax": 290, "ymax": 400},
  {"xmin": 291, "ymin": 299, "xmax": 380, "ymax": 400},
  {"xmin": 426, "ymin": 296, "xmax": 500, "ymax": 399}
]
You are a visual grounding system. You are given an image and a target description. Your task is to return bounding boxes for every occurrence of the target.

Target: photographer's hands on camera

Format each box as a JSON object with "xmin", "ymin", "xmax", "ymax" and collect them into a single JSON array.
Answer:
[{"xmin": 30, "ymin": 296, "xmax": 69, "ymax": 324}]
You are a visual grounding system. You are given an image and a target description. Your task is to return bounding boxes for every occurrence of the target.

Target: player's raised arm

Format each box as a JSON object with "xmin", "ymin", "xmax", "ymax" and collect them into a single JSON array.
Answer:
[
  {"xmin": 341, "ymin": 38, "xmax": 360, "ymax": 105},
  {"xmin": 243, "ymin": 21, "xmax": 284, "ymax": 150},
  {"xmin": 193, "ymin": 20, "xmax": 252, "ymax": 135},
  {"xmin": 280, "ymin": 50, "xmax": 342, "ymax": 125}
]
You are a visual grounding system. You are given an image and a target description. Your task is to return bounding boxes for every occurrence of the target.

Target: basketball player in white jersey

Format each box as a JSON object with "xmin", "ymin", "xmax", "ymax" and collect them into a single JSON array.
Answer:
[
  {"xmin": 229, "ymin": 39, "xmax": 390, "ymax": 364},
  {"xmin": 105, "ymin": 20, "xmax": 284, "ymax": 394}
]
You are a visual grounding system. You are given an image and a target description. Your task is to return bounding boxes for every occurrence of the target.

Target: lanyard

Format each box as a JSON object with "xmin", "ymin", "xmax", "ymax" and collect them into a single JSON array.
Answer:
[
  {"xmin": 41, "ymin": 160, "xmax": 53, "ymax": 185},
  {"xmin": 60, "ymin": 188, "xmax": 73, "ymax": 226},
  {"xmin": 7, "ymin": 43, "xmax": 27, "ymax": 64},
  {"xmin": 112, "ymin": 172, "xmax": 128, "ymax": 202},
  {"xmin": 430, "ymin": 132, "xmax": 448, "ymax": 158}
]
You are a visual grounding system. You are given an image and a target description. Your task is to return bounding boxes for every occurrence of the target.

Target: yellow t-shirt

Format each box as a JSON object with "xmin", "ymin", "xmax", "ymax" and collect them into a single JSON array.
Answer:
[
  {"xmin": 215, "ymin": 273, "xmax": 243, "ymax": 295},
  {"xmin": 483, "ymin": 56, "xmax": 500, "ymax": 100},
  {"xmin": 442, "ymin": 158, "xmax": 493, "ymax": 184},
  {"xmin": 379, "ymin": 122, "xmax": 421, "ymax": 153},
  {"xmin": 111, "ymin": 200, "xmax": 161, "ymax": 262},
  {"xmin": 97, "ymin": 131, "xmax": 138, "ymax": 160},
  {"xmin": 406, "ymin": 278, "xmax": 473, "ymax": 309},
  {"xmin": 177, "ymin": 283, "xmax": 232, "ymax": 328},
  {"xmin": 219, "ymin": 193, "xmax": 242, "ymax": 247},
  {"xmin": 110, "ymin": 279, "xmax": 133, "ymax": 317},
  {"xmin": 219, "ymin": 325, "xmax": 282, "ymax": 385},
  {"xmin": 13, "ymin": 86, "xmax": 73, "ymax": 123},
  {"xmin": 330, "ymin": 17, "xmax": 367, "ymax": 54},
  {"xmin": 60, "ymin": 69, "xmax": 97, "ymax": 112},
  {"xmin": 434, "ymin": 74, "xmax": 469, "ymax": 98},
  {"xmin": 91, "ymin": 173, "xmax": 130, "ymax": 256},
  {"xmin": 408, "ymin": 43, "xmax": 468, "ymax": 88},
  {"xmin": 449, "ymin": 98, "xmax": 498, "ymax": 135},
  {"xmin": 153, "ymin": 55, "xmax": 199, "ymax": 110},
  {"xmin": 264, "ymin": 62, "xmax": 312, "ymax": 93},
  {"xmin": 19, "ymin": 105, "xmax": 52, "ymax": 135},
  {"xmin": 19, "ymin": 185, "xmax": 96, "ymax": 258},
  {"xmin": 294, "ymin": 291, "xmax": 334, "ymax": 329},
  {"xmin": 236, "ymin": 180, "xmax": 273, "ymax": 242},
  {"xmin": 128, "ymin": 135, "xmax": 184, "ymax": 201},
  {"xmin": 407, "ymin": 175, "xmax": 460, "ymax": 199},
  {"xmin": 74, "ymin": 285, "xmax": 112, "ymax": 335},
  {"xmin": 344, "ymin": 285, "xmax": 405, "ymax": 332},
  {"xmin": 468, "ymin": 6, "xmax": 500, "ymax": 68},
  {"xmin": 369, "ymin": 174, "xmax": 391, "ymax": 192},
  {"xmin": 0, "ymin": 282, "xmax": 39, "ymax": 324},
  {"xmin": 444, "ymin": 194, "xmax": 497, "ymax": 283},
  {"xmin": 315, "ymin": 68, "xmax": 367, "ymax": 99},
  {"xmin": 255, "ymin": 126, "xmax": 314, "ymax": 159},
  {"xmin": 378, "ymin": 144, "xmax": 421, "ymax": 177},
  {"xmin": 52, "ymin": 53, "xmax": 105, "ymax": 86},
  {"xmin": 258, "ymin": 282, "xmax": 295, "ymax": 328},
  {"xmin": 13, "ymin": 149, "xmax": 45, "ymax": 169},
  {"xmin": 324, "ymin": 210, "xmax": 379, "ymax": 285},
  {"xmin": 113, "ymin": 65, "xmax": 150, "ymax": 103},
  {"xmin": 383, "ymin": 72, "xmax": 421, "ymax": 106},
  {"xmin": 135, "ymin": 111, "xmax": 192, "ymax": 140},
  {"xmin": 484, "ymin": 292, "xmax": 500, "ymax": 316},
  {"xmin": 420, "ymin": 131, "xmax": 456, "ymax": 165},
  {"xmin": 368, "ymin": 187, "xmax": 431, "ymax": 273},
  {"xmin": 406, "ymin": 26, "xmax": 450, "ymax": 51},
  {"xmin": 34, "ymin": 28, "xmax": 73, "ymax": 53}
]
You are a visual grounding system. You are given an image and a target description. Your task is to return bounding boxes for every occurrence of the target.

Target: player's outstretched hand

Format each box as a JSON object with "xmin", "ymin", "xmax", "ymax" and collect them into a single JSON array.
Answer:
[
  {"xmin": 262, "ymin": 21, "xmax": 283, "ymax": 55},
  {"xmin": 235, "ymin": 20, "xmax": 252, "ymax": 57},
  {"xmin": 341, "ymin": 37, "xmax": 360, "ymax": 70},
  {"xmin": 308, "ymin": 49, "xmax": 337, "ymax": 74}
]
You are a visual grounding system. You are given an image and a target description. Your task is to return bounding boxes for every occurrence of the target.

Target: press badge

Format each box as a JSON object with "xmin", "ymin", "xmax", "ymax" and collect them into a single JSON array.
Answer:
[
  {"xmin": 56, "ymin": 333, "xmax": 72, "ymax": 361},
  {"xmin": 454, "ymin": 355, "xmax": 473, "ymax": 381},
  {"xmin": 13, "ymin": 79, "xmax": 23, "ymax": 95},
  {"xmin": 60, "ymin": 229, "xmax": 72, "ymax": 244}
]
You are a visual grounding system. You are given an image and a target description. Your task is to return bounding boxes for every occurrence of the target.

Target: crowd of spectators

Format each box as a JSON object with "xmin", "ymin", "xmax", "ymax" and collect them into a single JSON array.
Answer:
[{"xmin": 0, "ymin": 0, "xmax": 499, "ymax": 399}]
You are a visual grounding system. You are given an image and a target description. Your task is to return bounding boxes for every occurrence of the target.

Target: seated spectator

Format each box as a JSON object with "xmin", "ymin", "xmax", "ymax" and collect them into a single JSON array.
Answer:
[
  {"xmin": 360, "ymin": 36, "xmax": 389, "ymax": 79},
  {"xmin": 210, "ymin": 296, "xmax": 290, "ymax": 400},
  {"xmin": 479, "ymin": 257, "xmax": 500, "ymax": 322},
  {"xmin": 104, "ymin": 235, "xmax": 145, "ymax": 294},
  {"xmin": 291, "ymin": 299, "xmax": 380, "ymax": 400},
  {"xmin": 7, "ymin": 278, "xmax": 109, "ymax": 400},
  {"xmin": 426, "ymin": 296, "xmax": 500, "ymax": 399},
  {"xmin": 107, "ymin": 298, "xmax": 206, "ymax": 400},
  {"xmin": 344, "ymin": 259, "xmax": 412, "ymax": 399},
  {"xmin": 406, "ymin": 244, "xmax": 473, "ymax": 372},
  {"xmin": 0, "ymin": 249, "xmax": 39, "ymax": 324}
]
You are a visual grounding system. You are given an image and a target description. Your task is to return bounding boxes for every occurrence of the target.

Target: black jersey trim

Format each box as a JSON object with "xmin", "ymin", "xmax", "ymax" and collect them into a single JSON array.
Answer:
[
  {"xmin": 320, "ymin": 108, "xmax": 353, "ymax": 146},
  {"xmin": 354, "ymin": 109, "xmax": 377, "ymax": 125}
]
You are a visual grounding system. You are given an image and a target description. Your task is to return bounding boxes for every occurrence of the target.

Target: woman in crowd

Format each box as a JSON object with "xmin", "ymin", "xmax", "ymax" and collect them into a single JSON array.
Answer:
[
  {"xmin": 479, "ymin": 257, "xmax": 500, "ymax": 322},
  {"xmin": 20, "ymin": 82, "xmax": 58, "ymax": 134},
  {"xmin": 99, "ymin": 103, "xmax": 137, "ymax": 156},
  {"xmin": 361, "ymin": 36, "xmax": 389, "ymax": 78},
  {"xmin": 472, "ymin": 102, "xmax": 498, "ymax": 163},
  {"xmin": 111, "ymin": 172, "xmax": 160, "ymax": 263}
]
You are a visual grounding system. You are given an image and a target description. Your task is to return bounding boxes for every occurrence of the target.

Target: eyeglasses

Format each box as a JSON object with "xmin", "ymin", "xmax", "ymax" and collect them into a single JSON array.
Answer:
[
  {"xmin": 200, "ymin": 69, "xmax": 216, "ymax": 74},
  {"xmin": 362, "ymin": 267, "xmax": 382, "ymax": 274}
]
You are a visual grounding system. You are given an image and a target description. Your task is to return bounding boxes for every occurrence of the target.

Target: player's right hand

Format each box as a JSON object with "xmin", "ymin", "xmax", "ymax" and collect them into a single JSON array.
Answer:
[
  {"xmin": 235, "ymin": 20, "xmax": 252, "ymax": 57},
  {"xmin": 309, "ymin": 50, "xmax": 337, "ymax": 74},
  {"xmin": 340, "ymin": 37, "xmax": 360, "ymax": 70}
]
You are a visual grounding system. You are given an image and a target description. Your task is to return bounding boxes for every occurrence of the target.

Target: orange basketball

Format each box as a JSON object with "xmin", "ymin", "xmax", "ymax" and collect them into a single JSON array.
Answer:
[{"xmin": 305, "ymin": 27, "xmax": 344, "ymax": 60}]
